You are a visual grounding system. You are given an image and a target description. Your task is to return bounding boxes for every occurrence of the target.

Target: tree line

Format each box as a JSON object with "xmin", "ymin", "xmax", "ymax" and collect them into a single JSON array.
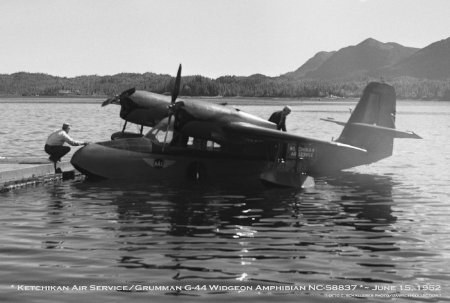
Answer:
[{"xmin": 0, "ymin": 72, "xmax": 449, "ymax": 100}]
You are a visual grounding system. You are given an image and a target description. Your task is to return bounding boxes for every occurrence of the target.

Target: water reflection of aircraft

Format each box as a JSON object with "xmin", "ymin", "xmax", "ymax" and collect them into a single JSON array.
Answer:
[
  {"xmin": 68, "ymin": 174, "xmax": 397, "ymax": 279},
  {"xmin": 320, "ymin": 173, "xmax": 397, "ymax": 232},
  {"xmin": 71, "ymin": 65, "xmax": 422, "ymax": 188}
]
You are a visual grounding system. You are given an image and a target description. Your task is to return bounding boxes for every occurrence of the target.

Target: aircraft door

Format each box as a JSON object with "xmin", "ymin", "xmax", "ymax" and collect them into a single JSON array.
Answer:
[
  {"xmin": 286, "ymin": 142, "xmax": 316, "ymax": 173},
  {"xmin": 261, "ymin": 142, "xmax": 312, "ymax": 187}
]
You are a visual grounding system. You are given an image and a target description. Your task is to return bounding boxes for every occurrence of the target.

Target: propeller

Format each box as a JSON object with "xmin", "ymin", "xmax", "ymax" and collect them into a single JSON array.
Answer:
[
  {"xmin": 162, "ymin": 64, "xmax": 182, "ymax": 151},
  {"xmin": 171, "ymin": 64, "xmax": 182, "ymax": 104},
  {"xmin": 101, "ymin": 87, "xmax": 136, "ymax": 107}
]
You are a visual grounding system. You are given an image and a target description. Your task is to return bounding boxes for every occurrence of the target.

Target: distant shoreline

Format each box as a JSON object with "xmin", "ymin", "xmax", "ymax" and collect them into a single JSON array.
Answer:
[
  {"xmin": 0, "ymin": 96, "xmax": 446, "ymax": 105},
  {"xmin": 0, "ymin": 96, "xmax": 358, "ymax": 106}
]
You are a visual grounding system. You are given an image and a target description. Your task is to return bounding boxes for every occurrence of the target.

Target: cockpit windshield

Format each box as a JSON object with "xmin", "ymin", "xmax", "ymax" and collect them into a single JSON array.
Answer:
[
  {"xmin": 144, "ymin": 117, "xmax": 174, "ymax": 144},
  {"xmin": 144, "ymin": 117, "xmax": 222, "ymax": 152}
]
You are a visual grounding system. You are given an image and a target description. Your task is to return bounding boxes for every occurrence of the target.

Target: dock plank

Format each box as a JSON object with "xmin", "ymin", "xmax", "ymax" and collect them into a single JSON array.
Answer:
[
  {"xmin": 0, "ymin": 157, "xmax": 50, "ymax": 165},
  {"xmin": 0, "ymin": 159, "xmax": 81, "ymax": 192}
]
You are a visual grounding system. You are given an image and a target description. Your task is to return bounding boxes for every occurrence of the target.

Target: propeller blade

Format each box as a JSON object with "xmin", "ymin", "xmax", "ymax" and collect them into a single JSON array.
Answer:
[
  {"xmin": 171, "ymin": 64, "xmax": 182, "ymax": 104},
  {"xmin": 163, "ymin": 64, "xmax": 182, "ymax": 152},
  {"xmin": 101, "ymin": 96, "xmax": 119, "ymax": 107},
  {"xmin": 101, "ymin": 88, "xmax": 135, "ymax": 107}
]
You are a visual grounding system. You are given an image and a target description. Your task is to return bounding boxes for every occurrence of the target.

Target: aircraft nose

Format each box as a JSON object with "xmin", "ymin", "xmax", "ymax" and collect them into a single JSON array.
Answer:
[
  {"xmin": 71, "ymin": 141, "xmax": 148, "ymax": 179},
  {"xmin": 71, "ymin": 143, "xmax": 109, "ymax": 179}
]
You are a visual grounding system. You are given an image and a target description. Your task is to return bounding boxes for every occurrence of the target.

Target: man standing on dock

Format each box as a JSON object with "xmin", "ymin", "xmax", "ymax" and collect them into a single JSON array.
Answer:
[{"xmin": 44, "ymin": 123, "xmax": 88, "ymax": 167}]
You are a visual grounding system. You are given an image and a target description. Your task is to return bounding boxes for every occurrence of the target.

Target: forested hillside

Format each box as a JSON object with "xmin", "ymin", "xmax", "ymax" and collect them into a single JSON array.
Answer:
[{"xmin": 1, "ymin": 71, "xmax": 449, "ymax": 100}]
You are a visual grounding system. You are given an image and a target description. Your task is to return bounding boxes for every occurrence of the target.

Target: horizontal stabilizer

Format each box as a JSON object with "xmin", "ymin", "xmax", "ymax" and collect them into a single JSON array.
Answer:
[
  {"xmin": 320, "ymin": 117, "xmax": 347, "ymax": 126},
  {"xmin": 350, "ymin": 123, "xmax": 422, "ymax": 139},
  {"xmin": 322, "ymin": 117, "xmax": 422, "ymax": 139}
]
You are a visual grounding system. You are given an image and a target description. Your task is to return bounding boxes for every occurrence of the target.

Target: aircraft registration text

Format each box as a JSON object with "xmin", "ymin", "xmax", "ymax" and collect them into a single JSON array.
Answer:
[{"xmin": 288, "ymin": 145, "xmax": 315, "ymax": 159}]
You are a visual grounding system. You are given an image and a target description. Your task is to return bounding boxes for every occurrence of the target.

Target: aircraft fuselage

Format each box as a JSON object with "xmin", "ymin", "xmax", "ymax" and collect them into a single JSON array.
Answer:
[
  {"xmin": 71, "ymin": 136, "xmax": 301, "ymax": 187},
  {"xmin": 70, "ymin": 132, "xmax": 367, "ymax": 188}
]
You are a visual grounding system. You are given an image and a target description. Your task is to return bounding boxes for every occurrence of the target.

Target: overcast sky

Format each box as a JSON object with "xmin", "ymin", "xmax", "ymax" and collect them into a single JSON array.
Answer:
[{"xmin": 1, "ymin": 0, "xmax": 449, "ymax": 78}]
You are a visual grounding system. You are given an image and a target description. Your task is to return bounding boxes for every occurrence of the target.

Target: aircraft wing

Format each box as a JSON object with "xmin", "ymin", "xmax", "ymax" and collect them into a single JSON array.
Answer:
[{"xmin": 222, "ymin": 122, "xmax": 367, "ymax": 153}]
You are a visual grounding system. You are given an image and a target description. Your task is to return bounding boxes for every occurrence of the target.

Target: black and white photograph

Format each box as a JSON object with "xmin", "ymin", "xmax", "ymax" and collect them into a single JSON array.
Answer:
[{"xmin": 1, "ymin": 0, "xmax": 449, "ymax": 302}]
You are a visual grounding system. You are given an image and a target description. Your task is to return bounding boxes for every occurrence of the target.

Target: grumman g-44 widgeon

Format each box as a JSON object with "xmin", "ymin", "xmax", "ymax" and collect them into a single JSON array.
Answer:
[{"xmin": 71, "ymin": 65, "xmax": 421, "ymax": 188}]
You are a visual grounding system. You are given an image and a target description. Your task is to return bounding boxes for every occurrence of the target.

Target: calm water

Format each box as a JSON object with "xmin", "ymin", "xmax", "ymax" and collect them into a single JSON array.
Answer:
[{"xmin": 0, "ymin": 98, "xmax": 449, "ymax": 302}]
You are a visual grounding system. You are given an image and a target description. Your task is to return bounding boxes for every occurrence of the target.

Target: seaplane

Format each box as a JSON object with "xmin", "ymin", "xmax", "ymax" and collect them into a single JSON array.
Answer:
[{"xmin": 71, "ymin": 65, "xmax": 421, "ymax": 188}]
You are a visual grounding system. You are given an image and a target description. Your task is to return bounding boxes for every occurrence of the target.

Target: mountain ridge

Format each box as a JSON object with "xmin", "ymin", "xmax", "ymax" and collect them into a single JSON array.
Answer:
[
  {"xmin": 284, "ymin": 51, "xmax": 336, "ymax": 78},
  {"xmin": 296, "ymin": 38, "xmax": 419, "ymax": 80},
  {"xmin": 378, "ymin": 37, "xmax": 450, "ymax": 79},
  {"xmin": 285, "ymin": 37, "xmax": 450, "ymax": 80}
]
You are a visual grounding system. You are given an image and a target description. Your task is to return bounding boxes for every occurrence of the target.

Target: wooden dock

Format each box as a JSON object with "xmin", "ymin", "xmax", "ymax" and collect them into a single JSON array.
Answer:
[{"xmin": 0, "ymin": 157, "xmax": 82, "ymax": 192}]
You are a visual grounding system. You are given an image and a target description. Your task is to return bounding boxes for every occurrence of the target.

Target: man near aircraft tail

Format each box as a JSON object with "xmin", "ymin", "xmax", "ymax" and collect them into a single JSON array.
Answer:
[
  {"xmin": 44, "ymin": 123, "xmax": 88, "ymax": 169},
  {"xmin": 268, "ymin": 106, "xmax": 292, "ymax": 162},
  {"xmin": 269, "ymin": 106, "xmax": 291, "ymax": 132}
]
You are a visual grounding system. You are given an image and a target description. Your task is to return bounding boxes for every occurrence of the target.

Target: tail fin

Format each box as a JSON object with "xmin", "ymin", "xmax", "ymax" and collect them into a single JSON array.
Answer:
[
  {"xmin": 319, "ymin": 81, "xmax": 421, "ymax": 170},
  {"xmin": 337, "ymin": 82, "xmax": 397, "ymax": 161}
]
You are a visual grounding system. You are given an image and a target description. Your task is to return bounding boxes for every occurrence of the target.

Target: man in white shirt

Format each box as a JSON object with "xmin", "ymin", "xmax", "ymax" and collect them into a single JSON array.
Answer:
[{"xmin": 44, "ymin": 123, "xmax": 88, "ymax": 165}]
